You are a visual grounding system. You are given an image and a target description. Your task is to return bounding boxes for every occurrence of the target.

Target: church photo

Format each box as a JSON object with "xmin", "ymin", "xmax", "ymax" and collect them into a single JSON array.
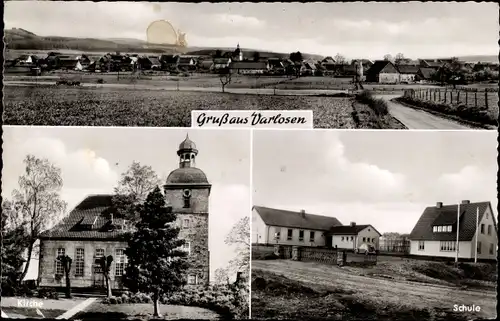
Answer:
[{"xmin": 2, "ymin": 126, "xmax": 251, "ymax": 301}]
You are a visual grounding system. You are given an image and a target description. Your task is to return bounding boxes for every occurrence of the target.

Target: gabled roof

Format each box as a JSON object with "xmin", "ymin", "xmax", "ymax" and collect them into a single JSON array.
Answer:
[
  {"xmin": 397, "ymin": 65, "xmax": 420, "ymax": 74},
  {"xmin": 253, "ymin": 206, "xmax": 342, "ymax": 231},
  {"xmin": 214, "ymin": 58, "xmax": 231, "ymax": 64},
  {"xmin": 418, "ymin": 67, "xmax": 435, "ymax": 79},
  {"xmin": 39, "ymin": 195, "xmax": 126, "ymax": 240},
  {"xmin": 366, "ymin": 60, "xmax": 394, "ymax": 75},
  {"xmin": 328, "ymin": 224, "xmax": 381, "ymax": 236},
  {"xmin": 231, "ymin": 61, "xmax": 268, "ymax": 69},
  {"xmin": 409, "ymin": 201, "xmax": 496, "ymax": 241}
]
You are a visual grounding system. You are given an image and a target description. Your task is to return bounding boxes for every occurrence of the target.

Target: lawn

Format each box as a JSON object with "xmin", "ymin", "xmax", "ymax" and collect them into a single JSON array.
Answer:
[
  {"xmin": 252, "ymin": 259, "xmax": 497, "ymax": 321},
  {"xmin": 71, "ymin": 302, "xmax": 221, "ymax": 320},
  {"xmin": 3, "ymin": 85, "xmax": 357, "ymax": 128}
]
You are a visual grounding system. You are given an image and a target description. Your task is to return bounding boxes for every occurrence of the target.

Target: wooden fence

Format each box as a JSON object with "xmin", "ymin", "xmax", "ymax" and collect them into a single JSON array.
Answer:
[{"xmin": 403, "ymin": 87, "xmax": 498, "ymax": 110}]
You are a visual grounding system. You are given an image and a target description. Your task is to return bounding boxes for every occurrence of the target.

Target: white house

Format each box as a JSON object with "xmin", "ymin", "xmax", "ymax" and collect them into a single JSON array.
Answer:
[
  {"xmin": 409, "ymin": 200, "xmax": 498, "ymax": 260},
  {"xmin": 329, "ymin": 223, "xmax": 382, "ymax": 251},
  {"xmin": 252, "ymin": 206, "xmax": 342, "ymax": 247},
  {"xmin": 397, "ymin": 65, "xmax": 419, "ymax": 83}
]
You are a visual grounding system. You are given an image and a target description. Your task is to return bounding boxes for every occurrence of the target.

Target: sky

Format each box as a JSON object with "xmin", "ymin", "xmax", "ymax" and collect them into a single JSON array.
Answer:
[
  {"xmin": 253, "ymin": 130, "xmax": 498, "ymax": 235},
  {"xmin": 2, "ymin": 126, "xmax": 251, "ymax": 282},
  {"xmin": 4, "ymin": 1, "xmax": 498, "ymax": 59}
]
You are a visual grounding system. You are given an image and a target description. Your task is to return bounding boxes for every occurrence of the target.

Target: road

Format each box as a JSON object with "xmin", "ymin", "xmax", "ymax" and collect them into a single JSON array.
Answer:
[
  {"xmin": 252, "ymin": 260, "xmax": 497, "ymax": 319},
  {"xmin": 376, "ymin": 95, "xmax": 470, "ymax": 129}
]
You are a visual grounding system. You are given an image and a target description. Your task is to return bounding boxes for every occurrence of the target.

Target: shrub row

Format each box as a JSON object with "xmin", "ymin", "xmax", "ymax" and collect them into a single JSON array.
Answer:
[
  {"xmin": 355, "ymin": 90, "xmax": 389, "ymax": 116},
  {"xmin": 102, "ymin": 291, "xmax": 152, "ymax": 304},
  {"xmin": 396, "ymin": 96, "xmax": 497, "ymax": 126}
]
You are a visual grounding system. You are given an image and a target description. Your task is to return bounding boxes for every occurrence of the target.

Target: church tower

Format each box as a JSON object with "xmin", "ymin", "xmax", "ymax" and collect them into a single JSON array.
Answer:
[
  {"xmin": 164, "ymin": 134, "xmax": 211, "ymax": 286},
  {"xmin": 235, "ymin": 43, "xmax": 243, "ymax": 61}
]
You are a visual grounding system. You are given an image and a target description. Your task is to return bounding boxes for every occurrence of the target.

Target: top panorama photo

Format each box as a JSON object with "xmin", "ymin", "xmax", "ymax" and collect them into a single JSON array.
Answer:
[{"xmin": 3, "ymin": 1, "xmax": 498, "ymax": 129}]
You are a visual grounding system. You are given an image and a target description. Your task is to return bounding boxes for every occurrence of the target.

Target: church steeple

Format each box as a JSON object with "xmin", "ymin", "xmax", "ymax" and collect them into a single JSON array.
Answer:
[{"xmin": 177, "ymin": 134, "xmax": 198, "ymax": 168}]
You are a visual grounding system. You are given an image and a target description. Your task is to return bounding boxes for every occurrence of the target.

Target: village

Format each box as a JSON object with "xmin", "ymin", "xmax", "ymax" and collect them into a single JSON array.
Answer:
[{"xmin": 4, "ymin": 44, "xmax": 499, "ymax": 84}]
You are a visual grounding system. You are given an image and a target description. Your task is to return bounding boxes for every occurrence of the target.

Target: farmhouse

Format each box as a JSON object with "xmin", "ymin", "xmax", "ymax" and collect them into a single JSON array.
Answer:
[
  {"xmin": 365, "ymin": 60, "xmax": 399, "ymax": 83},
  {"xmin": 416, "ymin": 67, "xmax": 436, "ymax": 83},
  {"xmin": 329, "ymin": 222, "xmax": 382, "ymax": 251},
  {"xmin": 55, "ymin": 56, "xmax": 79, "ymax": 70},
  {"xmin": 397, "ymin": 65, "xmax": 419, "ymax": 83},
  {"xmin": 231, "ymin": 61, "xmax": 269, "ymax": 75},
  {"xmin": 178, "ymin": 56, "xmax": 197, "ymax": 71},
  {"xmin": 213, "ymin": 57, "xmax": 231, "ymax": 71},
  {"xmin": 38, "ymin": 135, "xmax": 211, "ymax": 290},
  {"xmin": 409, "ymin": 200, "xmax": 497, "ymax": 260},
  {"xmin": 159, "ymin": 54, "xmax": 180, "ymax": 70},
  {"xmin": 252, "ymin": 206, "xmax": 342, "ymax": 247}
]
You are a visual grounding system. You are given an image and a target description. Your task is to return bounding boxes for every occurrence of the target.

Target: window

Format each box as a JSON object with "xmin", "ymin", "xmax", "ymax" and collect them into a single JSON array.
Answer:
[
  {"xmin": 182, "ymin": 242, "xmax": 191, "ymax": 255},
  {"xmin": 433, "ymin": 226, "xmax": 438, "ymax": 232},
  {"xmin": 480, "ymin": 224, "xmax": 485, "ymax": 234},
  {"xmin": 362, "ymin": 237, "xmax": 366, "ymax": 242},
  {"xmin": 489, "ymin": 243, "xmax": 494, "ymax": 255},
  {"xmin": 187, "ymin": 275, "xmax": 197, "ymax": 285},
  {"xmin": 95, "ymin": 249, "xmax": 104, "ymax": 258},
  {"xmin": 309, "ymin": 231, "xmax": 315, "ymax": 242},
  {"xmin": 299, "ymin": 230, "xmax": 304, "ymax": 242},
  {"xmin": 371, "ymin": 238, "xmax": 375, "ymax": 243},
  {"xmin": 477, "ymin": 242, "xmax": 482, "ymax": 254},
  {"xmin": 350, "ymin": 236, "xmax": 353, "ymax": 241},
  {"xmin": 274, "ymin": 231, "xmax": 281, "ymax": 240},
  {"xmin": 56, "ymin": 248, "xmax": 65, "ymax": 275},
  {"xmin": 115, "ymin": 249, "xmax": 126, "ymax": 276},
  {"xmin": 437, "ymin": 226, "xmax": 443, "ymax": 232},
  {"xmin": 183, "ymin": 219, "xmax": 190, "ymax": 229},
  {"xmin": 418, "ymin": 241, "xmax": 425, "ymax": 251},
  {"xmin": 486, "ymin": 212, "xmax": 489, "ymax": 219},
  {"xmin": 440, "ymin": 241, "xmax": 456, "ymax": 252},
  {"xmin": 341, "ymin": 236, "xmax": 344, "ymax": 241},
  {"xmin": 75, "ymin": 248, "xmax": 85, "ymax": 277},
  {"xmin": 487, "ymin": 225, "xmax": 492, "ymax": 235},
  {"xmin": 446, "ymin": 226, "xmax": 452, "ymax": 232},
  {"xmin": 287, "ymin": 229, "xmax": 293, "ymax": 240},
  {"xmin": 183, "ymin": 197, "xmax": 190, "ymax": 208}
]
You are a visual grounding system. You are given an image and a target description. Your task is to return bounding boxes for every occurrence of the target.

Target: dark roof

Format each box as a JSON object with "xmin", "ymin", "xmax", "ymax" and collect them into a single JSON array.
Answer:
[
  {"xmin": 328, "ymin": 225, "xmax": 381, "ymax": 236},
  {"xmin": 366, "ymin": 60, "xmax": 393, "ymax": 75},
  {"xmin": 214, "ymin": 58, "xmax": 230, "ymax": 64},
  {"xmin": 418, "ymin": 68, "xmax": 435, "ymax": 79},
  {"xmin": 397, "ymin": 65, "xmax": 420, "ymax": 74},
  {"xmin": 165, "ymin": 167, "xmax": 209, "ymax": 185},
  {"xmin": 253, "ymin": 206, "xmax": 342, "ymax": 231},
  {"xmin": 39, "ymin": 195, "xmax": 126, "ymax": 240},
  {"xmin": 231, "ymin": 61, "xmax": 268, "ymax": 69},
  {"xmin": 409, "ymin": 202, "xmax": 495, "ymax": 241},
  {"xmin": 178, "ymin": 135, "xmax": 197, "ymax": 151}
]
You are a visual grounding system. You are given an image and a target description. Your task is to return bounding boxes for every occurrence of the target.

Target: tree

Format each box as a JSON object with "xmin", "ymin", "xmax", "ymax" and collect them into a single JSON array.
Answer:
[
  {"xmin": 289, "ymin": 51, "xmax": 303, "ymax": 63},
  {"xmin": 334, "ymin": 53, "xmax": 346, "ymax": 65},
  {"xmin": 225, "ymin": 216, "xmax": 250, "ymax": 278},
  {"xmin": 219, "ymin": 69, "xmax": 232, "ymax": 93},
  {"xmin": 7, "ymin": 155, "xmax": 67, "ymax": 284},
  {"xmin": 97, "ymin": 255, "xmax": 114, "ymax": 298},
  {"xmin": 383, "ymin": 54, "xmax": 393, "ymax": 62},
  {"xmin": 252, "ymin": 51, "xmax": 260, "ymax": 62},
  {"xmin": 57, "ymin": 254, "xmax": 72, "ymax": 298},
  {"xmin": 124, "ymin": 186, "xmax": 189, "ymax": 317},
  {"xmin": 394, "ymin": 53, "xmax": 406, "ymax": 64},
  {"xmin": 113, "ymin": 162, "xmax": 160, "ymax": 224},
  {"xmin": 214, "ymin": 267, "xmax": 230, "ymax": 285},
  {"xmin": 213, "ymin": 49, "xmax": 222, "ymax": 59}
]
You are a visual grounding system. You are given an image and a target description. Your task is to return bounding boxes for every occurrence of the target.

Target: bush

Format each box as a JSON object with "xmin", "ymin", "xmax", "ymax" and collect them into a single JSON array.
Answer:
[
  {"xmin": 38, "ymin": 288, "xmax": 59, "ymax": 300},
  {"xmin": 102, "ymin": 292, "xmax": 152, "ymax": 304},
  {"xmin": 355, "ymin": 90, "xmax": 389, "ymax": 116}
]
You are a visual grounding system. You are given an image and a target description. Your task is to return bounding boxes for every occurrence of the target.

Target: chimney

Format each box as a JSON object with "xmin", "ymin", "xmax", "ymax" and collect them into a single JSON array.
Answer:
[
  {"xmin": 350, "ymin": 222, "xmax": 356, "ymax": 227},
  {"xmin": 436, "ymin": 202, "xmax": 443, "ymax": 208},
  {"xmin": 461, "ymin": 200, "xmax": 470, "ymax": 205},
  {"xmin": 300, "ymin": 209, "xmax": 306, "ymax": 218}
]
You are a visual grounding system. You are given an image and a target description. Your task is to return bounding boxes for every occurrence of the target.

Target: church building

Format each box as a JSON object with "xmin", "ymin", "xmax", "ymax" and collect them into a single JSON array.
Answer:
[{"xmin": 38, "ymin": 135, "xmax": 211, "ymax": 290}]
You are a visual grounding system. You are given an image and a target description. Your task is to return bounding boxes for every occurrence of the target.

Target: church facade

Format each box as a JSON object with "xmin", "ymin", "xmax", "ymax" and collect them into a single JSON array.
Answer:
[{"xmin": 38, "ymin": 135, "xmax": 211, "ymax": 290}]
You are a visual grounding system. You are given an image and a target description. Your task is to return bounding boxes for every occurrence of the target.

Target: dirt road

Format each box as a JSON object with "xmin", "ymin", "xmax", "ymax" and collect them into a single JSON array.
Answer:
[
  {"xmin": 376, "ymin": 95, "xmax": 470, "ymax": 129},
  {"xmin": 252, "ymin": 260, "xmax": 496, "ymax": 319}
]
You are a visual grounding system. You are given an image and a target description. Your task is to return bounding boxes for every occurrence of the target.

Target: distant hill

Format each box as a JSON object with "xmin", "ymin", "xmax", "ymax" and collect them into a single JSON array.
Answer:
[
  {"xmin": 185, "ymin": 48, "xmax": 324, "ymax": 60},
  {"xmin": 456, "ymin": 55, "xmax": 498, "ymax": 63}
]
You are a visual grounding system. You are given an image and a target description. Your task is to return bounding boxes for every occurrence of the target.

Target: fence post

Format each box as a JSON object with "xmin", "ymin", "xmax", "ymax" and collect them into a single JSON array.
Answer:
[
  {"xmin": 465, "ymin": 91, "xmax": 468, "ymax": 106},
  {"xmin": 485, "ymin": 91, "xmax": 488, "ymax": 109},
  {"xmin": 439, "ymin": 90, "xmax": 441, "ymax": 102},
  {"xmin": 433, "ymin": 89, "xmax": 436, "ymax": 102},
  {"xmin": 475, "ymin": 90, "xmax": 478, "ymax": 108},
  {"xmin": 444, "ymin": 89, "xmax": 447, "ymax": 103},
  {"xmin": 457, "ymin": 91, "xmax": 460, "ymax": 104}
]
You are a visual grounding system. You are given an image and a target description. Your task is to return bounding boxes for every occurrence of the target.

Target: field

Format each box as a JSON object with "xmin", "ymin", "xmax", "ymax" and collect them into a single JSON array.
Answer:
[
  {"xmin": 252, "ymin": 259, "xmax": 497, "ymax": 320},
  {"xmin": 3, "ymin": 85, "xmax": 358, "ymax": 128}
]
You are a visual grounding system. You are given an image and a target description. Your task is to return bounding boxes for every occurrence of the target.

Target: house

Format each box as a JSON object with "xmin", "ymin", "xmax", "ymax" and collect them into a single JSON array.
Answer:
[
  {"xmin": 409, "ymin": 200, "xmax": 497, "ymax": 260},
  {"xmin": 419, "ymin": 59, "xmax": 443, "ymax": 69},
  {"xmin": 396, "ymin": 65, "xmax": 419, "ymax": 83},
  {"xmin": 321, "ymin": 56, "xmax": 335, "ymax": 64},
  {"xmin": 16, "ymin": 55, "xmax": 39, "ymax": 66},
  {"xmin": 267, "ymin": 58, "xmax": 285, "ymax": 73},
  {"xmin": 230, "ymin": 61, "xmax": 269, "ymax": 75},
  {"xmin": 178, "ymin": 56, "xmax": 197, "ymax": 71},
  {"xmin": 350, "ymin": 59, "xmax": 373, "ymax": 70},
  {"xmin": 137, "ymin": 56, "xmax": 161, "ymax": 70},
  {"xmin": 252, "ymin": 206, "xmax": 342, "ymax": 247},
  {"xmin": 213, "ymin": 58, "xmax": 231, "ymax": 71},
  {"xmin": 365, "ymin": 60, "xmax": 399, "ymax": 83},
  {"xmin": 301, "ymin": 60, "xmax": 317, "ymax": 75},
  {"xmin": 328, "ymin": 222, "xmax": 382, "ymax": 251},
  {"xmin": 55, "ymin": 56, "xmax": 79, "ymax": 70},
  {"xmin": 197, "ymin": 59, "xmax": 214, "ymax": 72},
  {"xmin": 38, "ymin": 135, "xmax": 211, "ymax": 290},
  {"xmin": 159, "ymin": 54, "xmax": 180, "ymax": 70},
  {"xmin": 416, "ymin": 67, "xmax": 436, "ymax": 83}
]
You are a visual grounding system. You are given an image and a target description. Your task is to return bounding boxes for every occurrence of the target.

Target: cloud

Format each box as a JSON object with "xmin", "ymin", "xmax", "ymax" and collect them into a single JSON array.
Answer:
[{"xmin": 213, "ymin": 13, "xmax": 265, "ymax": 28}]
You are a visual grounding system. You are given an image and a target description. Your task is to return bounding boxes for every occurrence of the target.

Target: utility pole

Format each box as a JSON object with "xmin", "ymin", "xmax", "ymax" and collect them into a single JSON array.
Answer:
[
  {"xmin": 455, "ymin": 202, "xmax": 460, "ymax": 263},
  {"xmin": 474, "ymin": 207, "xmax": 479, "ymax": 263}
]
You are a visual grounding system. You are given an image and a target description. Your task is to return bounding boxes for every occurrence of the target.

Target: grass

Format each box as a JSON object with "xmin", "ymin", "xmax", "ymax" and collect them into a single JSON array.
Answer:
[
  {"xmin": 251, "ymin": 269, "xmax": 472, "ymax": 321},
  {"xmin": 351, "ymin": 91, "xmax": 406, "ymax": 129},
  {"xmin": 3, "ymin": 85, "xmax": 357, "ymax": 128},
  {"xmin": 1, "ymin": 306, "xmax": 66, "ymax": 318},
  {"xmin": 71, "ymin": 302, "xmax": 221, "ymax": 321}
]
